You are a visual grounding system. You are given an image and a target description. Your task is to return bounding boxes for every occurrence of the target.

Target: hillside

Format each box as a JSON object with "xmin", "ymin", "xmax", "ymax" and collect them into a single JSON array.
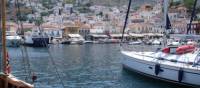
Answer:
[{"xmin": 89, "ymin": 0, "xmax": 156, "ymax": 6}]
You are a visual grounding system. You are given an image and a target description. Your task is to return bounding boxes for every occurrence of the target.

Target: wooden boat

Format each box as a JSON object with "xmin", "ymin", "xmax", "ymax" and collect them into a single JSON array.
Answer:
[{"xmin": 0, "ymin": 0, "xmax": 34, "ymax": 87}]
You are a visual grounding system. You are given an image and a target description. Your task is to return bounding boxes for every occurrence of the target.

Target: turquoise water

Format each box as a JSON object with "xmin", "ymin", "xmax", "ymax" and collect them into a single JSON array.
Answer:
[{"xmin": 8, "ymin": 44, "xmax": 190, "ymax": 88}]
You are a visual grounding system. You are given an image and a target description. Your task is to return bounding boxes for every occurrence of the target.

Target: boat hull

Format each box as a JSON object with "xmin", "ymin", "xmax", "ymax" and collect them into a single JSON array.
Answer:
[
  {"xmin": 122, "ymin": 52, "xmax": 200, "ymax": 87},
  {"xmin": 32, "ymin": 37, "xmax": 49, "ymax": 47},
  {"xmin": 6, "ymin": 36, "xmax": 21, "ymax": 47},
  {"xmin": 61, "ymin": 40, "xmax": 71, "ymax": 44},
  {"xmin": 24, "ymin": 37, "xmax": 49, "ymax": 47},
  {"xmin": 6, "ymin": 39, "xmax": 21, "ymax": 47}
]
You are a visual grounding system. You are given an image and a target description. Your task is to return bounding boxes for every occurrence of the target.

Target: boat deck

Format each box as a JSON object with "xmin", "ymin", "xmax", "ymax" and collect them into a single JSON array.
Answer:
[
  {"xmin": 0, "ymin": 73, "xmax": 34, "ymax": 88},
  {"xmin": 121, "ymin": 51, "xmax": 200, "ymax": 71}
]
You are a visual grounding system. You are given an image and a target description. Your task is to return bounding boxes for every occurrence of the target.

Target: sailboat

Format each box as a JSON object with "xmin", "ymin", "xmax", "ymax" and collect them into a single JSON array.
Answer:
[
  {"xmin": 0, "ymin": 0, "xmax": 34, "ymax": 87},
  {"xmin": 121, "ymin": 0, "xmax": 200, "ymax": 87}
]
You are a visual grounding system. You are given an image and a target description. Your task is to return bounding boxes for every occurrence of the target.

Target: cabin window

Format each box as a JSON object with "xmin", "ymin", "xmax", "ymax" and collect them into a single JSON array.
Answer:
[{"xmin": 170, "ymin": 47, "xmax": 176, "ymax": 54}]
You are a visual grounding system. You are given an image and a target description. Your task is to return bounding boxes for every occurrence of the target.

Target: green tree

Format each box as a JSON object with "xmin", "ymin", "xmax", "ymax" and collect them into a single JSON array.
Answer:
[
  {"xmin": 35, "ymin": 17, "xmax": 44, "ymax": 26},
  {"xmin": 64, "ymin": 0, "xmax": 74, "ymax": 4},
  {"xmin": 183, "ymin": 0, "xmax": 195, "ymax": 12},
  {"xmin": 170, "ymin": 0, "xmax": 181, "ymax": 7},
  {"xmin": 40, "ymin": 12, "xmax": 49, "ymax": 16}
]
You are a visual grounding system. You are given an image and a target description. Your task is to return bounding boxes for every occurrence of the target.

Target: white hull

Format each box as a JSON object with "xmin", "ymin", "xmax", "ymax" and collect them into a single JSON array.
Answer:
[
  {"xmin": 6, "ymin": 36, "xmax": 21, "ymax": 47},
  {"xmin": 24, "ymin": 35, "xmax": 33, "ymax": 44},
  {"xmin": 121, "ymin": 51, "xmax": 200, "ymax": 87},
  {"xmin": 128, "ymin": 41, "xmax": 142, "ymax": 45},
  {"xmin": 152, "ymin": 40, "xmax": 161, "ymax": 45}
]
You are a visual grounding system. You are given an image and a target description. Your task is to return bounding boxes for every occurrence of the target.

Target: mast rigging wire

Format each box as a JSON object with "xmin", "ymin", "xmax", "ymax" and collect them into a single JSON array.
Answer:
[
  {"xmin": 121, "ymin": 0, "xmax": 132, "ymax": 46},
  {"xmin": 14, "ymin": 0, "xmax": 33, "ymax": 82},
  {"xmin": 27, "ymin": 0, "xmax": 65, "ymax": 87},
  {"xmin": 187, "ymin": 0, "xmax": 198, "ymax": 34}
]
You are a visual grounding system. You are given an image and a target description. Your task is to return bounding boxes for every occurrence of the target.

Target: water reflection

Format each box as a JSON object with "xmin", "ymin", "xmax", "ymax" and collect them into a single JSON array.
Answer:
[{"xmin": 8, "ymin": 44, "xmax": 190, "ymax": 88}]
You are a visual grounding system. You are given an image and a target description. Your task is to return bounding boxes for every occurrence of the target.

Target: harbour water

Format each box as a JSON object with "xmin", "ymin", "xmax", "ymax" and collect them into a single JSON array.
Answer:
[{"xmin": 8, "ymin": 44, "xmax": 190, "ymax": 88}]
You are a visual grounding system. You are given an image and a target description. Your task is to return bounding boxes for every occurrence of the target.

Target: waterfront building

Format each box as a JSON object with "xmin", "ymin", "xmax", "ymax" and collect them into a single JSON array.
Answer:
[
  {"xmin": 62, "ymin": 22, "xmax": 80, "ymax": 38},
  {"xmin": 171, "ymin": 19, "xmax": 187, "ymax": 34},
  {"xmin": 79, "ymin": 23, "xmax": 91, "ymax": 40},
  {"xmin": 90, "ymin": 22, "xmax": 105, "ymax": 34},
  {"xmin": 41, "ymin": 23, "xmax": 63, "ymax": 39},
  {"xmin": 187, "ymin": 21, "xmax": 200, "ymax": 34},
  {"xmin": 88, "ymin": 34, "xmax": 108, "ymax": 41},
  {"xmin": 128, "ymin": 22, "xmax": 154, "ymax": 34},
  {"xmin": 169, "ymin": 5, "xmax": 187, "ymax": 18}
]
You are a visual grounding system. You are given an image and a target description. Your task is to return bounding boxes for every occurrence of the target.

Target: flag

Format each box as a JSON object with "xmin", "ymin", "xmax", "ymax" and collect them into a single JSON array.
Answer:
[{"xmin": 5, "ymin": 52, "xmax": 11, "ymax": 74}]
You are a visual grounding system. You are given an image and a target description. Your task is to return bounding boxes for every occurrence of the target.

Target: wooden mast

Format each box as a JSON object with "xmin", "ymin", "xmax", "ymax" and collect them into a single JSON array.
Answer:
[
  {"xmin": 1, "ymin": 0, "xmax": 8, "ymax": 87},
  {"xmin": 0, "ymin": 1, "xmax": 34, "ymax": 88},
  {"xmin": 2, "ymin": 0, "xmax": 7, "ymax": 75}
]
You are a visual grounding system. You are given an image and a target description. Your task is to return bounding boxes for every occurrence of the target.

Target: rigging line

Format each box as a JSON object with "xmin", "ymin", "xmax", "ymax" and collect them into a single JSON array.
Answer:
[
  {"xmin": 27, "ymin": 0, "xmax": 65, "ymax": 87},
  {"xmin": 14, "ymin": 0, "xmax": 28, "ymax": 80},
  {"xmin": 187, "ymin": 0, "xmax": 198, "ymax": 34},
  {"xmin": 120, "ymin": 0, "xmax": 132, "ymax": 46},
  {"xmin": 21, "ymin": 46, "xmax": 33, "ymax": 82},
  {"xmin": 46, "ymin": 46, "xmax": 66, "ymax": 88},
  {"xmin": 20, "ymin": 46, "xmax": 29, "ymax": 81},
  {"xmin": 37, "ymin": 16, "xmax": 66, "ymax": 88},
  {"xmin": 15, "ymin": 0, "xmax": 33, "ymax": 82},
  {"xmin": 15, "ymin": 0, "xmax": 25, "ymax": 35},
  {"xmin": 38, "ymin": 27, "xmax": 66, "ymax": 88}
]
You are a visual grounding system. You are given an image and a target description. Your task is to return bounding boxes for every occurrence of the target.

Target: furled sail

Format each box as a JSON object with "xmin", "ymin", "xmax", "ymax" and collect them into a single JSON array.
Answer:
[{"xmin": 166, "ymin": 14, "xmax": 171, "ymax": 30}]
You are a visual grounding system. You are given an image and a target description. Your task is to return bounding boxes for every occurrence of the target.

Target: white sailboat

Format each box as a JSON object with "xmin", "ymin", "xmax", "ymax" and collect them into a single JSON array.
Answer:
[{"xmin": 121, "ymin": 0, "xmax": 200, "ymax": 87}]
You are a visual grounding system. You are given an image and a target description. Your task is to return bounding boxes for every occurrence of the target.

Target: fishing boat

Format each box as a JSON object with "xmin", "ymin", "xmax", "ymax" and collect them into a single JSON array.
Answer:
[
  {"xmin": 121, "ymin": 0, "xmax": 200, "ymax": 87},
  {"xmin": 23, "ymin": 27, "xmax": 49, "ymax": 47},
  {"xmin": 0, "ymin": 0, "xmax": 34, "ymax": 87}
]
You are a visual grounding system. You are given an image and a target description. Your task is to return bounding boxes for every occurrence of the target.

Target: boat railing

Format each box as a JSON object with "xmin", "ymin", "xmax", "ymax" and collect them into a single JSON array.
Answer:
[{"xmin": 192, "ymin": 49, "xmax": 200, "ymax": 68}]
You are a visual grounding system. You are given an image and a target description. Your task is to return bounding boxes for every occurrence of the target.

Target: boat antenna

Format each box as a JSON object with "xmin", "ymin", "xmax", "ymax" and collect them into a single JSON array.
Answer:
[
  {"xmin": 187, "ymin": 0, "xmax": 198, "ymax": 34},
  {"xmin": 120, "ymin": 0, "xmax": 132, "ymax": 46}
]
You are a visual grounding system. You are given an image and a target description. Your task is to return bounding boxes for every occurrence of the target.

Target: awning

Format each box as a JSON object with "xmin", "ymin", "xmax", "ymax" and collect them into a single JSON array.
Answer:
[
  {"xmin": 68, "ymin": 34, "xmax": 82, "ymax": 38},
  {"xmin": 89, "ymin": 34, "xmax": 108, "ymax": 38},
  {"xmin": 129, "ymin": 33, "xmax": 144, "ymax": 37},
  {"xmin": 110, "ymin": 34, "xmax": 129, "ymax": 37}
]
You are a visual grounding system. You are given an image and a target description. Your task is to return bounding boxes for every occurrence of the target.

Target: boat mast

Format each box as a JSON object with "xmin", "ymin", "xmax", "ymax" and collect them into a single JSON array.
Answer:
[
  {"xmin": 1, "ymin": 0, "xmax": 8, "ymax": 87},
  {"xmin": 163, "ymin": 0, "xmax": 169, "ymax": 47},
  {"xmin": 187, "ymin": 0, "xmax": 197, "ymax": 34},
  {"xmin": 0, "ymin": 0, "xmax": 2, "ymax": 73},
  {"xmin": 121, "ymin": 0, "xmax": 132, "ymax": 45},
  {"xmin": 1, "ymin": 0, "xmax": 7, "ymax": 74}
]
